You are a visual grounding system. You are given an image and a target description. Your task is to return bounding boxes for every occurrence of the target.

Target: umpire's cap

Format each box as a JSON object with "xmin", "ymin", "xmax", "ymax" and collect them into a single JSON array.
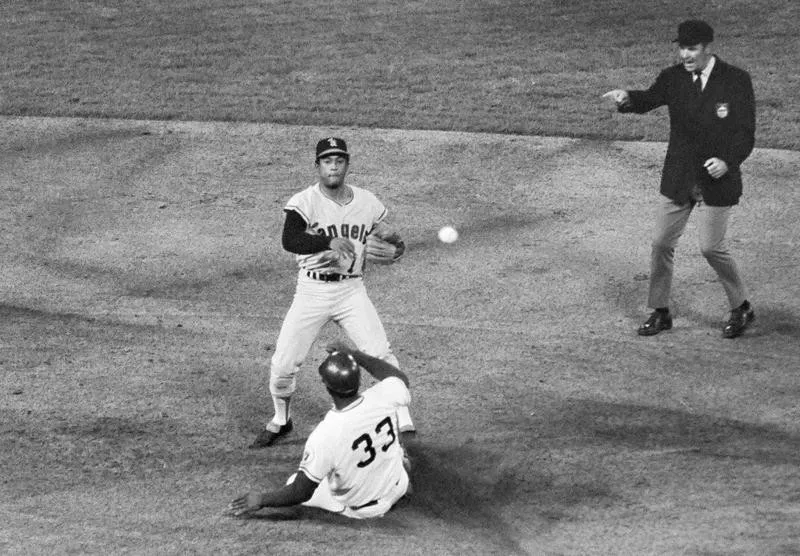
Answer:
[
  {"xmin": 318, "ymin": 351, "xmax": 361, "ymax": 396},
  {"xmin": 674, "ymin": 20, "xmax": 714, "ymax": 45},
  {"xmin": 316, "ymin": 137, "xmax": 349, "ymax": 161}
]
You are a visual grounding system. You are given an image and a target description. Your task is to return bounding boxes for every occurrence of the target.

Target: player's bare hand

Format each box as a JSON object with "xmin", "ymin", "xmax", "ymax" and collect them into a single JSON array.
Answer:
[
  {"xmin": 316, "ymin": 250, "xmax": 341, "ymax": 268},
  {"xmin": 224, "ymin": 492, "xmax": 263, "ymax": 518},
  {"xmin": 325, "ymin": 340, "xmax": 352, "ymax": 355},
  {"xmin": 329, "ymin": 237, "xmax": 356, "ymax": 259},
  {"xmin": 602, "ymin": 89, "xmax": 629, "ymax": 106},
  {"xmin": 703, "ymin": 157, "xmax": 729, "ymax": 179}
]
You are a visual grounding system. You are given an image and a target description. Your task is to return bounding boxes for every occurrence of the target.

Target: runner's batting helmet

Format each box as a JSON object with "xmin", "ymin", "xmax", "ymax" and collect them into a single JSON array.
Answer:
[{"xmin": 318, "ymin": 351, "xmax": 360, "ymax": 396}]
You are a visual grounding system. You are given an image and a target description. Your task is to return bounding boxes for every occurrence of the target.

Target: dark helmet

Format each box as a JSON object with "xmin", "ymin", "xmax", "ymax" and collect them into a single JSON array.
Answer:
[{"xmin": 318, "ymin": 351, "xmax": 360, "ymax": 396}]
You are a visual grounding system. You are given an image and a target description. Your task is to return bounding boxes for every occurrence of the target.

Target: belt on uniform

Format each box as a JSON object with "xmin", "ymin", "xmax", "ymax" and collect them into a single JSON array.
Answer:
[
  {"xmin": 306, "ymin": 271, "xmax": 360, "ymax": 282},
  {"xmin": 349, "ymin": 499, "xmax": 379, "ymax": 511}
]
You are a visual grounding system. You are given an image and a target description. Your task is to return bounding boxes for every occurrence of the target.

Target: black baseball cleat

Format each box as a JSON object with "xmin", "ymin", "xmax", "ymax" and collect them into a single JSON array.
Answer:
[
  {"xmin": 637, "ymin": 310, "xmax": 673, "ymax": 336},
  {"xmin": 723, "ymin": 307, "xmax": 755, "ymax": 339},
  {"xmin": 249, "ymin": 419, "xmax": 293, "ymax": 449}
]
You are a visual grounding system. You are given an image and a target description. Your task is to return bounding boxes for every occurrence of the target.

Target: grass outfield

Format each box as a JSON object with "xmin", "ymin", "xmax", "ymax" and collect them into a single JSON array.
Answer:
[
  {"xmin": 1, "ymin": 116, "xmax": 799, "ymax": 554},
  {"xmin": 2, "ymin": 0, "xmax": 799, "ymax": 149}
]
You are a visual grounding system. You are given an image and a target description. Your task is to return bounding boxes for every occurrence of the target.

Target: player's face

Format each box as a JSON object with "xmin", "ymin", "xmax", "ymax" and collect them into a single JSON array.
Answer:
[
  {"xmin": 316, "ymin": 155, "xmax": 349, "ymax": 188},
  {"xmin": 679, "ymin": 43, "xmax": 712, "ymax": 73}
]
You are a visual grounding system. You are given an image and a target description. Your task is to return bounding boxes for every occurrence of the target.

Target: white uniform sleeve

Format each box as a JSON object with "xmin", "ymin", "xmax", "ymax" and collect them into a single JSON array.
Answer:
[
  {"xmin": 297, "ymin": 423, "xmax": 335, "ymax": 483},
  {"xmin": 367, "ymin": 190, "xmax": 388, "ymax": 229},
  {"xmin": 368, "ymin": 376, "xmax": 411, "ymax": 408}
]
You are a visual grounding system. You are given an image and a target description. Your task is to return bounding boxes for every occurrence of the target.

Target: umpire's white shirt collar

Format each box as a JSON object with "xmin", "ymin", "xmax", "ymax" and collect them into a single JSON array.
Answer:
[{"xmin": 696, "ymin": 55, "xmax": 716, "ymax": 88}]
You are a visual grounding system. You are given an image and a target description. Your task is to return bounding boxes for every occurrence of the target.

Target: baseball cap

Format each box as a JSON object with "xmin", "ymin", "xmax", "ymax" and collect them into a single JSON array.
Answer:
[
  {"xmin": 316, "ymin": 137, "xmax": 349, "ymax": 161},
  {"xmin": 673, "ymin": 19, "xmax": 714, "ymax": 45}
]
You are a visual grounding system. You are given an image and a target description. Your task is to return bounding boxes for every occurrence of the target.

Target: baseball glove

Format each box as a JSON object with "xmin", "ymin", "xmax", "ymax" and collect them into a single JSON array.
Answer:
[{"xmin": 365, "ymin": 233, "xmax": 405, "ymax": 265}]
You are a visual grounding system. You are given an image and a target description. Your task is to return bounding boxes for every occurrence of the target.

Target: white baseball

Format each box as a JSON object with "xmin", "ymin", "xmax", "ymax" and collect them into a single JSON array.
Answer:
[{"xmin": 438, "ymin": 226, "xmax": 458, "ymax": 244}]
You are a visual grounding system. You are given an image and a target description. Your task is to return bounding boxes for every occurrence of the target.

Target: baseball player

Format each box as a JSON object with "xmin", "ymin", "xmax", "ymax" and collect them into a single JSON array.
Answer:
[
  {"xmin": 227, "ymin": 342, "xmax": 411, "ymax": 519},
  {"xmin": 249, "ymin": 137, "xmax": 414, "ymax": 449}
]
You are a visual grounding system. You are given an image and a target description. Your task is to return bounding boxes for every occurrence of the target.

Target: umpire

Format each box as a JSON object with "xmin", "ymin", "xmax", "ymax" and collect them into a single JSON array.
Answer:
[{"xmin": 603, "ymin": 20, "xmax": 756, "ymax": 338}]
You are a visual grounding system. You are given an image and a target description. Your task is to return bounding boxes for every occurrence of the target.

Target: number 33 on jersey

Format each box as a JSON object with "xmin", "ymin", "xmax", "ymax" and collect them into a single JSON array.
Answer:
[{"xmin": 298, "ymin": 377, "xmax": 410, "ymax": 502}]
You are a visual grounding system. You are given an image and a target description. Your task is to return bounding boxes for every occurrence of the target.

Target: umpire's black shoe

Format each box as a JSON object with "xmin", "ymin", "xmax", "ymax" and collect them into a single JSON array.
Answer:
[
  {"xmin": 249, "ymin": 419, "xmax": 293, "ymax": 449},
  {"xmin": 723, "ymin": 306, "xmax": 755, "ymax": 339},
  {"xmin": 638, "ymin": 310, "xmax": 673, "ymax": 336}
]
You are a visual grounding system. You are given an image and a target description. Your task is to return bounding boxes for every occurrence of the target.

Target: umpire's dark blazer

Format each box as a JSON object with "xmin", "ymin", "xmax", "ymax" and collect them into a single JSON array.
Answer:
[{"xmin": 620, "ymin": 57, "xmax": 756, "ymax": 206}]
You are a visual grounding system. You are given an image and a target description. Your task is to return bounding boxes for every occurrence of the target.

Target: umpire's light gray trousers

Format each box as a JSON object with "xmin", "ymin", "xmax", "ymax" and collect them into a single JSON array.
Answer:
[{"xmin": 647, "ymin": 194, "xmax": 748, "ymax": 310}]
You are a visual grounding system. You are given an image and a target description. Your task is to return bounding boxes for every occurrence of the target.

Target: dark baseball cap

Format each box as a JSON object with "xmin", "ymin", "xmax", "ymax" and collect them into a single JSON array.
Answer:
[
  {"xmin": 673, "ymin": 20, "xmax": 714, "ymax": 45},
  {"xmin": 315, "ymin": 137, "xmax": 349, "ymax": 160}
]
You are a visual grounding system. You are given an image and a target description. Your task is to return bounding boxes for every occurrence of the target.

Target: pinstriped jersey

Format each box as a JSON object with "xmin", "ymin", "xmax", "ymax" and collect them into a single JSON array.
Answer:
[
  {"xmin": 285, "ymin": 183, "xmax": 386, "ymax": 276},
  {"xmin": 298, "ymin": 377, "xmax": 410, "ymax": 508}
]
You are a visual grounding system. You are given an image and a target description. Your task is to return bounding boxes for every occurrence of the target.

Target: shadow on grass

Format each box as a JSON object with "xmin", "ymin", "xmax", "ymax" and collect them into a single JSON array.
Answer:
[
  {"xmin": 214, "ymin": 399, "xmax": 800, "ymax": 552},
  {"xmin": 743, "ymin": 305, "xmax": 800, "ymax": 339},
  {"xmin": 5, "ymin": 124, "xmax": 154, "ymax": 155},
  {"xmin": 239, "ymin": 440, "xmax": 586, "ymax": 555},
  {"xmin": 553, "ymin": 398, "xmax": 800, "ymax": 465},
  {"xmin": 0, "ymin": 302, "xmax": 95, "ymax": 325}
]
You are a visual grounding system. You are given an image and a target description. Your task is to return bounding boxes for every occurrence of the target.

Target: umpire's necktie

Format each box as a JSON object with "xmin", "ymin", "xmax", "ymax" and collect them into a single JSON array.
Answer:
[{"xmin": 693, "ymin": 70, "xmax": 703, "ymax": 95}]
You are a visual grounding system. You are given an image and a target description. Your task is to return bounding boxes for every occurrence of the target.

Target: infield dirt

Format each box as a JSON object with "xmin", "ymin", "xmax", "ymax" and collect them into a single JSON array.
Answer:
[{"xmin": 1, "ymin": 116, "xmax": 799, "ymax": 555}]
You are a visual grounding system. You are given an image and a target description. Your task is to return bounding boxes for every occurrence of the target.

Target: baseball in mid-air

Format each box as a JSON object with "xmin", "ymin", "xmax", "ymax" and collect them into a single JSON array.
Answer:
[{"xmin": 438, "ymin": 226, "xmax": 458, "ymax": 244}]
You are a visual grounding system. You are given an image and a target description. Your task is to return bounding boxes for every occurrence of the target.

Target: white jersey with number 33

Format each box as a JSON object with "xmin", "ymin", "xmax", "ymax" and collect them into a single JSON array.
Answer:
[
  {"xmin": 299, "ymin": 377, "xmax": 410, "ymax": 509},
  {"xmin": 286, "ymin": 183, "xmax": 387, "ymax": 276}
]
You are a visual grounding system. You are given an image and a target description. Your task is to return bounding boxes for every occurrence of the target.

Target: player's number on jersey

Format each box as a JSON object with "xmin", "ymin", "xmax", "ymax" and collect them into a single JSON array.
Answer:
[{"xmin": 351, "ymin": 416, "xmax": 396, "ymax": 468}]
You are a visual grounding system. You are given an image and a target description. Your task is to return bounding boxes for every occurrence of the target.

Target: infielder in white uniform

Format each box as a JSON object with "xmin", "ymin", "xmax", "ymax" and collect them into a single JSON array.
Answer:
[
  {"xmin": 250, "ymin": 137, "xmax": 414, "ymax": 448},
  {"xmin": 227, "ymin": 343, "xmax": 411, "ymax": 519}
]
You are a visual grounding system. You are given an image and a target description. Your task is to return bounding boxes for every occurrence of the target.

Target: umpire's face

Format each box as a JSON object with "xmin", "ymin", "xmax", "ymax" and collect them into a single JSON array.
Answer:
[
  {"xmin": 316, "ymin": 155, "xmax": 349, "ymax": 189},
  {"xmin": 679, "ymin": 42, "xmax": 712, "ymax": 73}
]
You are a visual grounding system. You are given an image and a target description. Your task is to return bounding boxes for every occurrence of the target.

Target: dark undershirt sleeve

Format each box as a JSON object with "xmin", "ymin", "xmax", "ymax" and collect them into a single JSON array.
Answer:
[{"xmin": 281, "ymin": 209, "xmax": 332, "ymax": 254}]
